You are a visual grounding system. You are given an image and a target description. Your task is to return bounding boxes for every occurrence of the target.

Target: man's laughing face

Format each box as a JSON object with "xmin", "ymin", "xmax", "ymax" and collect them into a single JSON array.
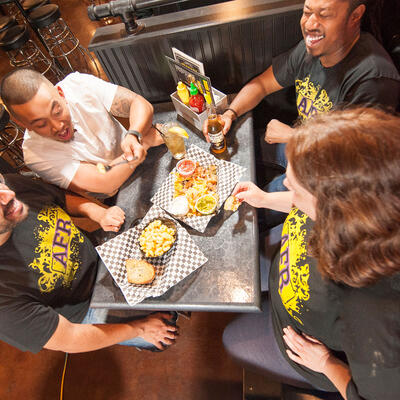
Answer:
[
  {"xmin": 300, "ymin": 0, "xmax": 361, "ymax": 67},
  {"xmin": 11, "ymin": 83, "xmax": 75, "ymax": 142},
  {"xmin": 0, "ymin": 178, "xmax": 28, "ymax": 236}
]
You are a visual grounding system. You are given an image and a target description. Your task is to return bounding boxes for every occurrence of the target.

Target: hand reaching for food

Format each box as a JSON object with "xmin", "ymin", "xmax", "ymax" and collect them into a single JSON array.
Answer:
[
  {"xmin": 232, "ymin": 181, "xmax": 268, "ymax": 208},
  {"xmin": 224, "ymin": 194, "xmax": 241, "ymax": 212}
]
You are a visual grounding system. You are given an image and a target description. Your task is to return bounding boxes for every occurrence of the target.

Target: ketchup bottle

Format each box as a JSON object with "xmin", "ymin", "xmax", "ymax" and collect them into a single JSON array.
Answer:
[{"xmin": 188, "ymin": 82, "xmax": 205, "ymax": 114}]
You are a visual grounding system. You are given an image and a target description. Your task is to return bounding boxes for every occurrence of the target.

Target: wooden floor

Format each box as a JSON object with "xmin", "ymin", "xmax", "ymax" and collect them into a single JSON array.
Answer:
[
  {"xmin": 0, "ymin": 2, "xmax": 285, "ymax": 399},
  {"xmin": 0, "ymin": 312, "xmax": 245, "ymax": 400}
]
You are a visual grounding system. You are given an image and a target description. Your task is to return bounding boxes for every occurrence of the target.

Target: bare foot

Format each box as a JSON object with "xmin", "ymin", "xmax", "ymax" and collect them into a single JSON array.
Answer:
[{"xmin": 142, "ymin": 124, "xmax": 165, "ymax": 149}]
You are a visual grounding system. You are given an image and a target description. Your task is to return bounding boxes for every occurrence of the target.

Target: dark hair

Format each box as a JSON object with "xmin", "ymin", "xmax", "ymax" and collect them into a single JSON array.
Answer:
[
  {"xmin": 286, "ymin": 107, "xmax": 400, "ymax": 287},
  {"xmin": 348, "ymin": 0, "xmax": 385, "ymax": 43},
  {"xmin": 348, "ymin": 0, "xmax": 367, "ymax": 9},
  {"xmin": 0, "ymin": 68, "xmax": 51, "ymax": 114}
]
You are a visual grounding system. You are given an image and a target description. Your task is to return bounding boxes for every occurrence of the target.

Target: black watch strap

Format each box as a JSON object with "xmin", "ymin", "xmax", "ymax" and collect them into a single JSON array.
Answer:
[{"xmin": 125, "ymin": 129, "xmax": 142, "ymax": 142}]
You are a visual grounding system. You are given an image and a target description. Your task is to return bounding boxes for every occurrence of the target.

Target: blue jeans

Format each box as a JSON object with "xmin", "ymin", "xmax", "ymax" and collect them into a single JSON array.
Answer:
[
  {"xmin": 257, "ymin": 141, "xmax": 288, "ymax": 170},
  {"xmin": 81, "ymin": 308, "xmax": 177, "ymax": 350}
]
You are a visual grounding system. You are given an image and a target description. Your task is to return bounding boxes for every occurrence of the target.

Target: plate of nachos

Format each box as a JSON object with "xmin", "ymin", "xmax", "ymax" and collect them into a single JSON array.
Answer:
[{"xmin": 151, "ymin": 145, "xmax": 246, "ymax": 232}]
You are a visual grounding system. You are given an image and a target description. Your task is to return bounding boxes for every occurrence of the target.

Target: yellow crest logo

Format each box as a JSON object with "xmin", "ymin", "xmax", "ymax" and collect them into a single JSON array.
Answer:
[
  {"xmin": 278, "ymin": 209, "xmax": 311, "ymax": 325},
  {"xmin": 295, "ymin": 76, "xmax": 333, "ymax": 120},
  {"xmin": 29, "ymin": 206, "xmax": 84, "ymax": 293}
]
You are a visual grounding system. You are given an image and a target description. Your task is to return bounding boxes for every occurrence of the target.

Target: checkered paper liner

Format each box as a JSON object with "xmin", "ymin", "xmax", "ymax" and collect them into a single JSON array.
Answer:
[
  {"xmin": 151, "ymin": 144, "xmax": 246, "ymax": 232},
  {"xmin": 96, "ymin": 205, "xmax": 208, "ymax": 306}
]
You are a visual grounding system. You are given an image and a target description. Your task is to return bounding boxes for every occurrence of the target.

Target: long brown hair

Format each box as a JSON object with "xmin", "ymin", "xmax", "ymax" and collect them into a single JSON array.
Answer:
[{"xmin": 286, "ymin": 107, "xmax": 400, "ymax": 287}]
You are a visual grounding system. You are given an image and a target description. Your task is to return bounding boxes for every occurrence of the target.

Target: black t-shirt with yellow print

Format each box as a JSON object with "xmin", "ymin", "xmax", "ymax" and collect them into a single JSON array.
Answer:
[
  {"xmin": 0, "ymin": 175, "xmax": 98, "ymax": 353},
  {"xmin": 269, "ymin": 208, "xmax": 344, "ymax": 391},
  {"xmin": 269, "ymin": 208, "xmax": 400, "ymax": 399},
  {"xmin": 273, "ymin": 32, "xmax": 400, "ymax": 120}
]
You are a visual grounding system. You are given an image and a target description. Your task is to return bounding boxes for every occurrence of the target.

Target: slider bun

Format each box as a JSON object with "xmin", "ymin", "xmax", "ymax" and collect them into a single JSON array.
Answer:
[{"xmin": 125, "ymin": 259, "xmax": 155, "ymax": 284}]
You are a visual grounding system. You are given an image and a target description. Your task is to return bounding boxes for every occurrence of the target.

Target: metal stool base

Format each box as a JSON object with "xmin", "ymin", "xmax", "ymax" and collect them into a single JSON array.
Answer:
[
  {"xmin": 6, "ymin": 38, "xmax": 64, "ymax": 82},
  {"xmin": 38, "ymin": 17, "xmax": 100, "ymax": 76},
  {"xmin": 0, "ymin": 121, "xmax": 25, "ymax": 171}
]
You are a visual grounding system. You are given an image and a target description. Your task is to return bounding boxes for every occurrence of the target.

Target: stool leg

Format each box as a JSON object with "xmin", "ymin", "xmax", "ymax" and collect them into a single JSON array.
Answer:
[
  {"xmin": 37, "ymin": 18, "xmax": 100, "ymax": 77},
  {"xmin": 6, "ymin": 40, "xmax": 65, "ymax": 83},
  {"xmin": 76, "ymin": 45, "xmax": 101, "ymax": 77},
  {"xmin": 0, "ymin": 124, "xmax": 25, "ymax": 171},
  {"xmin": 3, "ymin": 3, "xmax": 26, "ymax": 26}
]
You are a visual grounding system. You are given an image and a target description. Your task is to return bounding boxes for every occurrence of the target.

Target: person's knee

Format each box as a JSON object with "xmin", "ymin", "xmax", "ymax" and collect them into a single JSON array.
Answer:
[
  {"xmin": 222, "ymin": 319, "xmax": 238, "ymax": 357},
  {"xmin": 264, "ymin": 173, "xmax": 287, "ymax": 193}
]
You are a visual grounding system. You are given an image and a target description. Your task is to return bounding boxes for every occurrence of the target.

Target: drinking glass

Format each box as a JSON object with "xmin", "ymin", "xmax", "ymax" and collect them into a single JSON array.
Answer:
[{"xmin": 161, "ymin": 122, "xmax": 186, "ymax": 160}]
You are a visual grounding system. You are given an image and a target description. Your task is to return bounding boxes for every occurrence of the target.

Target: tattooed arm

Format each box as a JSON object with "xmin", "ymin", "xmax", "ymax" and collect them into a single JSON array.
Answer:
[
  {"xmin": 67, "ymin": 87, "xmax": 156, "ymax": 196},
  {"xmin": 110, "ymin": 86, "xmax": 154, "ymax": 162}
]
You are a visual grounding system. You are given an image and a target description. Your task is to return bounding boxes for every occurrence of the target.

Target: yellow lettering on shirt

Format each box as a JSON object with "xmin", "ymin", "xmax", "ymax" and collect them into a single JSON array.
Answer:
[
  {"xmin": 295, "ymin": 76, "xmax": 333, "ymax": 120},
  {"xmin": 278, "ymin": 208, "xmax": 311, "ymax": 325},
  {"xmin": 29, "ymin": 206, "xmax": 84, "ymax": 293}
]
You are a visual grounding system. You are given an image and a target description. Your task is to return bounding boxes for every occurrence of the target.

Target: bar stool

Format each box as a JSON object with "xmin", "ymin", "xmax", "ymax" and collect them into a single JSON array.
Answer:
[
  {"xmin": 0, "ymin": 14, "xmax": 17, "ymax": 34},
  {"xmin": 0, "ymin": 105, "xmax": 25, "ymax": 171},
  {"xmin": 29, "ymin": 4, "xmax": 100, "ymax": 76},
  {"xmin": 0, "ymin": 24, "xmax": 64, "ymax": 82},
  {"xmin": 0, "ymin": 0, "xmax": 24, "ymax": 25},
  {"xmin": 0, "ymin": 0, "xmax": 48, "ymax": 25},
  {"xmin": 22, "ymin": 0, "xmax": 50, "ymax": 14}
]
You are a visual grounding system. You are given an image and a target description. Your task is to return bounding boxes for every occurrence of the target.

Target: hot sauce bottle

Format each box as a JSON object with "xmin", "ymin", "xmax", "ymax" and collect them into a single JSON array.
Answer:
[
  {"xmin": 207, "ymin": 106, "xmax": 226, "ymax": 154},
  {"xmin": 188, "ymin": 82, "xmax": 205, "ymax": 114}
]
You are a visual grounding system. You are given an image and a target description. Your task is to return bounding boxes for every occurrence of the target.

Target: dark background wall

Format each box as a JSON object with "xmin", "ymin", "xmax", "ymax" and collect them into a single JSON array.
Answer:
[{"xmin": 88, "ymin": 0, "xmax": 304, "ymax": 103}]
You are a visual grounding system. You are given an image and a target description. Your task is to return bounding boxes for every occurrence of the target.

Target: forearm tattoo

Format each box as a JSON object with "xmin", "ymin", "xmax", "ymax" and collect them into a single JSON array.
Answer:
[{"xmin": 110, "ymin": 87, "xmax": 136, "ymax": 118}]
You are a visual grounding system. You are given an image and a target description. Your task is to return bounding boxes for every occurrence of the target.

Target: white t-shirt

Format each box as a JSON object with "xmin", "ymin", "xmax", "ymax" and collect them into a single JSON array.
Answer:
[{"xmin": 23, "ymin": 72, "xmax": 126, "ymax": 189}]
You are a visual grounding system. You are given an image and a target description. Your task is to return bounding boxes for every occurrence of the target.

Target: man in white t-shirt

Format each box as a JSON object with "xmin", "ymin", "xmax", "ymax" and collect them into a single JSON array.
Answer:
[{"xmin": 0, "ymin": 69, "xmax": 164, "ymax": 197}]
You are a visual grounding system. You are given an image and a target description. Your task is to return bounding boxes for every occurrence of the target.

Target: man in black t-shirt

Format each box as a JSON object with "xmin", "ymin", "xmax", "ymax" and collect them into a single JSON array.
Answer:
[
  {"xmin": 204, "ymin": 0, "xmax": 400, "ymax": 145},
  {"xmin": 0, "ymin": 174, "xmax": 178, "ymax": 353},
  {"xmin": 203, "ymin": 0, "xmax": 400, "ymax": 229}
]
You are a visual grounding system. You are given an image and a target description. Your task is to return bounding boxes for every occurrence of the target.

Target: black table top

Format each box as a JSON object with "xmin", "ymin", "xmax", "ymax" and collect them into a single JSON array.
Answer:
[{"xmin": 90, "ymin": 102, "xmax": 260, "ymax": 312}]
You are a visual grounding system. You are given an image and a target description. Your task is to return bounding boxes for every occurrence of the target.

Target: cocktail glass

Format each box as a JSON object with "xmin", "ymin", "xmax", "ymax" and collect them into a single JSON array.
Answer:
[{"xmin": 161, "ymin": 122, "xmax": 187, "ymax": 160}]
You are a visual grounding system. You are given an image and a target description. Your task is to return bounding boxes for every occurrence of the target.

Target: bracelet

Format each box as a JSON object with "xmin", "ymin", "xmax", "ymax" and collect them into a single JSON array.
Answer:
[
  {"xmin": 124, "ymin": 129, "xmax": 142, "ymax": 143},
  {"xmin": 224, "ymin": 107, "xmax": 239, "ymax": 120}
]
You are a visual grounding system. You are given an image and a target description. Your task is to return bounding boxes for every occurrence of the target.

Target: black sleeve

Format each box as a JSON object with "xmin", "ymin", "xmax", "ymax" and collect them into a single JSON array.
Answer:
[
  {"xmin": 345, "ymin": 77, "xmax": 400, "ymax": 111},
  {"xmin": 272, "ymin": 41, "xmax": 306, "ymax": 88},
  {"xmin": 0, "ymin": 295, "xmax": 59, "ymax": 353},
  {"xmin": 344, "ymin": 356, "xmax": 400, "ymax": 400},
  {"xmin": 340, "ymin": 281, "xmax": 400, "ymax": 400},
  {"xmin": 4, "ymin": 174, "xmax": 66, "ymax": 209},
  {"xmin": 346, "ymin": 380, "xmax": 366, "ymax": 400}
]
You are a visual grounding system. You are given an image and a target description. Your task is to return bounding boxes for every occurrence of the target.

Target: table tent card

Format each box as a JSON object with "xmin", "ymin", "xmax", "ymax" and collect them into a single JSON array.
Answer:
[
  {"xmin": 96, "ymin": 205, "xmax": 208, "ymax": 306},
  {"xmin": 151, "ymin": 144, "xmax": 246, "ymax": 232}
]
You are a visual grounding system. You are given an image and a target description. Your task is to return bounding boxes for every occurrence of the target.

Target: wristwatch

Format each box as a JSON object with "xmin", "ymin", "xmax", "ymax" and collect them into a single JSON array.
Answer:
[{"xmin": 125, "ymin": 129, "xmax": 142, "ymax": 142}]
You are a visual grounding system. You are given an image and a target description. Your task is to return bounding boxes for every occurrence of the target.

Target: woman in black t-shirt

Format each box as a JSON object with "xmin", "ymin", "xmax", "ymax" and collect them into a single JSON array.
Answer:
[{"xmin": 223, "ymin": 108, "xmax": 400, "ymax": 400}]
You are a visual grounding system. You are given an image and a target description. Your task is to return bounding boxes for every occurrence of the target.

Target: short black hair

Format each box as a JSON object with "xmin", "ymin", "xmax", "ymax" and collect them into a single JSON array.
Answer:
[
  {"xmin": 348, "ymin": 0, "xmax": 367, "ymax": 11},
  {"xmin": 345, "ymin": 0, "xmax": 384, "ymax": 43},
  {"xmin": 0, "ymin": 68, "xmax": 51, "ymax": 114}
]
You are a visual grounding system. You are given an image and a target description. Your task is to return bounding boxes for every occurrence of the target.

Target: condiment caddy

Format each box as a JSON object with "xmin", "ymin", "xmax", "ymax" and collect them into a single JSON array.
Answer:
[
  {"xmin": 170, "ymin": 87, "xmax": 227, "ymax": 132},
  {"xmin": 166, "ymin": 49, "xmax": 227, "ymax": 132}
]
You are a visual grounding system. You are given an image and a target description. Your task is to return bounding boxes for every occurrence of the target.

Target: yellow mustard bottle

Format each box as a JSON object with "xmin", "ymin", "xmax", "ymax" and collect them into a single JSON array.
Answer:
[{"xmin": 177, "ymin": 81, "xmax": 190, "ymax": 105}]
